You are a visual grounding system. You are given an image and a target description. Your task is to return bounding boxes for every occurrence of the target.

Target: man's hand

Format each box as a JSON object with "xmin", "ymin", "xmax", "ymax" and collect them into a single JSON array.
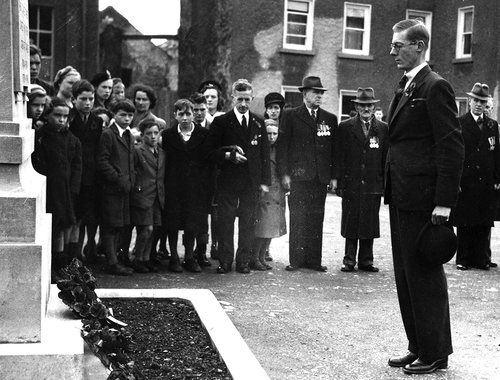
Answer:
[
  {"xmin": 431, "ymin": 205, "xmax": 451, "ymax": 225},
  {"xmin": 281, "ymin": 175, "xmax": 291, "ymax": 191},
  {"xmin": 328, "ymin": 179, "xmax": 337, "ymax": 192},
  {"xmin": 494, "ymin": 183, "xmax": 500, "ymax": 191},
  {"xmin": 259, "ymin": 184, "xmax": 269, "ymax": 196},
  {"xmin": 226, "ymin": 145, "xmax": 247, "ymax": 163}
]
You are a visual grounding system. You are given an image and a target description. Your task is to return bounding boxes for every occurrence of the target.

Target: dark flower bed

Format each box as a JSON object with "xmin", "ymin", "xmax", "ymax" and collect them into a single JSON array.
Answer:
[{"xmin": 105, "ymin": 298, "xmax": 231, "ymax": 380}]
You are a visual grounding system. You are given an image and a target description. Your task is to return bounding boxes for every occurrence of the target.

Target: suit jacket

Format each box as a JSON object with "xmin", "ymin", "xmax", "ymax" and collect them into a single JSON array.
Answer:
[
  {"xmin": 336, "ymin": 115, "xmax": 388, "ymax": 239},
  {"xmin": 384, "ymin": 65, "xmax": 464, "ymax": 210},
  {"xmin": 277, "ymin": 104, "xmax": 338, "ymax": 185},
  {"xmin": 130, "ymin": 143, "xmax": 166, "ymax": 210},
  {"xmin": 208, "ymin": 109, "xmax": 271, "ymax": 191},
  {"xmin": 453, "ymin": 112, "xmax": 500, "ymax": 226},
  {"xmin": 97, "ymin": 122, "xmax": 136, "ymax": 195}
]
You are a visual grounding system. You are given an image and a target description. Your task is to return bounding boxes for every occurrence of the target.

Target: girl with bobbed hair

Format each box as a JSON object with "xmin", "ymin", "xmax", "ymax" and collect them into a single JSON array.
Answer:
[
  {"xmin": 53, "ymin": 66, "xmax": 81, "ymax": 107},
  {"xmin": 90, "ymin": 71, "xmax": 113, "ymax": 109},
  {"xmin": 130, "ymin": 83, "xmax": 167, "ymax": 134},
  {"xmin": 198, "ymin": 80, "xmax": 225, "ymax": 123}
]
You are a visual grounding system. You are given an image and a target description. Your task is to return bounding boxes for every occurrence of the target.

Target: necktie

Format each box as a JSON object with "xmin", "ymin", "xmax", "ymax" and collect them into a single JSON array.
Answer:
[
  {"xmin": 477, "ymin": 117, "xmax": 483, "ymax": 131},
  {"xmin": 241, "ymin": 115, "xmax": 247, "ymax": 129},
  {"xmin": 311, "ymin": 109, "xmax": 317, "ymax": 123},
  {"xmin": 363, "ymin": 121, "xmax": 370, "ymax": 136},
  {"xmin": 153, "ymin": 149, "xmax": 158, "ymax": 158},
  {"xmin": 396, "ymin": 75, "xmax": 408, "ymax": 102}
]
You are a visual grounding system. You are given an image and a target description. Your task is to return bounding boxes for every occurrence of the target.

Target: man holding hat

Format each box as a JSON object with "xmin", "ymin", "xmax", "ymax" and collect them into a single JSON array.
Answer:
[
  {"xmin": 385, "ymin": 19, "xmax": 464, "ymax": 374},
  {"xmin": 452, "ymin": 83, "xmax": 500, "ymax": 271},
  {"xmin": 336, "ymin": 88, "xmax": 388, "ymax": 273},
  {"xmin": 277, "ymin": 75, "xmax": 338, "ymax": 272}
]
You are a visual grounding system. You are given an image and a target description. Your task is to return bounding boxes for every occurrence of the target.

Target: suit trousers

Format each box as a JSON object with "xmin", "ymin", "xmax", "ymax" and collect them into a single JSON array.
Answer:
[
  {"xmin": 456, "ymin": 226, "xmax": 490, "ymax": 267},
  {"xmin": 288, "ymin": 179, "xmax": 327, "ymax": 267},
  {"xmin": 343, "ymin": 238, "xmax": 374, "ymax": 267},
  {"xmin": 217, "ymin": 186, "xmax": 257, "ymax": 266},
  {"xmin": 389, "ymin": 206, "xmax": 453, "ymax": 361}
]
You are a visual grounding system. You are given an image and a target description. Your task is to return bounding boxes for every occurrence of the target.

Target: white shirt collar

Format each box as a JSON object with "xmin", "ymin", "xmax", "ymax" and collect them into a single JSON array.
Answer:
[
  {"xmin": 178, "ymin": 122, "xmax": 195, "ymax": 141},
  {"xmin": 115, "ymin": 123, "xmax": 129, "ymax": 137},
  {"xmin": 306, "ymin": 105, "xmax": 319, "ymax": 116},
  {"xmin": 470, "ymin": 112, "xmax": 483, "ymax": 122},
  {"xmin": 234, "ymin": 107, "xmax": 250, "ymax": 125},
  {"xmin": 404, "ymin": 62, "xmax": 428, "ymax": 90}
]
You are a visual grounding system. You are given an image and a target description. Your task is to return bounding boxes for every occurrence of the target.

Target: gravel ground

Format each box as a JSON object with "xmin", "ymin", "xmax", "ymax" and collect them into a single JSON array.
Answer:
[{"xmin": 92, "ymin": 195, "xmax": 500, "ymax": 380}]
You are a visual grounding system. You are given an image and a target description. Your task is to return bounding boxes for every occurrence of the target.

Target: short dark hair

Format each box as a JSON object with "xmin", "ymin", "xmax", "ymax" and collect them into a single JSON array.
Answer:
[
  {"xmin": 189, "ymin": 92, "xmax": 207, "ymax": 105},
  {"xmin": 111, "ymin": 99, "xmax": 135, "ymax": 114},
  {"xmin": 138, "ymin": 119, "xmax": 160, "ymax": 134},
  {"xmin": 30, "ymin": 44, "xmax": 42, "ymax": 58},
  {"xmin": 174, "ymin": 98, "xmax": 194, "ymax": 113},
  {"xmin": 72, "ymin": 80, "xmax": 95, "ymax": 98},
  {"xmin": 43, "ymin": 97, "xmax": 70, "ymax": 117},
  {"xmin": 392, "ymin": 19, "xmax": 429, "ymax": 50},
  {"xmin": 131, "ymin": 84, "xmax": 157, "ymax": 109},
  {"xmin": 92, "ymin": 106, "xmax": 113, "ymax": 119},
  {"xmin": 374, "ymin": 106, "xmax": 383, "ymax": 112}
]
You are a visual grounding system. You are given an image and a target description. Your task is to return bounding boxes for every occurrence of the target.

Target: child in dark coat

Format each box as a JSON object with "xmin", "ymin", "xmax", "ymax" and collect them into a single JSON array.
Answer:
[
  {"xmin": 97, "ymin": 99, "xmax": 136, "ymax": 275},
  {"xmin": 32, "ymin": 97, "xmax": 82, "ymax": 282}
]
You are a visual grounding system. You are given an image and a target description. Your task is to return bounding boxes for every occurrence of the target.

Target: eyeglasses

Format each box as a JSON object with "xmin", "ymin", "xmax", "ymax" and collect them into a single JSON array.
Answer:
[{"xmin": 390, "ymin": 42, "xmax": 417, "ymax": 52}]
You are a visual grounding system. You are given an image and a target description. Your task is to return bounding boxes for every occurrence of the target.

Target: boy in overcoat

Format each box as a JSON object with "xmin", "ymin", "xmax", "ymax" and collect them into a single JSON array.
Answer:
[{"xmin": 336, "ymin": 88, "xmax": 388, "ymax": 273}]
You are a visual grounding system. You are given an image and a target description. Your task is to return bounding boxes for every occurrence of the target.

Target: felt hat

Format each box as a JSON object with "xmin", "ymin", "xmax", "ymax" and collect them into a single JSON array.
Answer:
[
  {"xmin": 198, "ymin": 80, "xmax": 222, "ymax": 93},
  {"xmin": 415, "ymin": 222, "xmax": 457, "ymax": 267},
  {"xmin": 264, "ymin": 92, "xmax": 285, "ymax": 108},
  {"xmin": 298, "ymin": 76, "xmax": 327, "ymax": 92},
  {"xmin": 90, "ymin": 71, "xmax": 112, "ymax": 87},
  {"xmin": 466, "ymin": 83, "xmax": 490, "ymax": 101},
  {"xmin": 352, "ymin": 87, "xmax": 380, "ymax": 104}
]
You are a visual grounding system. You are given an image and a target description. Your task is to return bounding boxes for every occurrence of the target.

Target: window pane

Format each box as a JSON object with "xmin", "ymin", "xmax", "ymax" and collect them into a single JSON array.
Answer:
[
  {"xmin": 346, "ymin": 8, "xmax": 364, "ymax": 18},
  {"xmin": 342, "ymin": 95, "xmax": 357, "ymax": 118},
  {"xmin": 463, "ymin": 12, "xmax": 473, "ymax": 33},
  {"xmin": 462, "ymin": 34, "xmax": 471, "ymax": 55},
  {"xmin": 29, "ymin": 32, "xmax": 38, "ymax": 46},
  {"xmin": 39, "ymin": 7, "xmax": 52, "ymax": 31},
  {"xmin": 346, "ymin": 16, "xmax": 364, "ymax": 29},
  {"xmin": 288, "ymin": 13, "xmax": 307, "ymax": 24},
  {"xmin": 39, "ymin": 33, "xmax": 52, "ymax": 56},
  {"xmin": 345, "ymin": 30, "xmax": 363, "ymax": 50},
  {"xmin": 286, "ymin": 35, "xmax": 306, "ymax": 45},
  {"xmin": 288, "ymin": 1, "xmax": 308, "ymax": 13},
  {"xmin": 284, "ymin": 91, "xmax": 303, "ymax": 108},
  {"xmin": 288, "ymin": 23, "xmax": 307, "ymax": 36},
  {"xmin": 29, "ymin": 5, "xmax": 38, "ymax": 28}
]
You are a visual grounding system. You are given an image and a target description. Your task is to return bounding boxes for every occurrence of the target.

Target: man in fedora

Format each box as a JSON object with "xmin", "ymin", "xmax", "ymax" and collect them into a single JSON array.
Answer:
[
  {"xmin": 385, "ymin": 19, "xmax": 464, "ymax": 374},
  {"xmin": 277, "ymin": 75, "xmax": 338, "ymax": 272},
  {"xmin": 452, "ymin": 83, "xmax": 500, "ymax": 271},
  {"xmin": 336, "ymin": 88, "xmax": 388, "ymax": 273}
]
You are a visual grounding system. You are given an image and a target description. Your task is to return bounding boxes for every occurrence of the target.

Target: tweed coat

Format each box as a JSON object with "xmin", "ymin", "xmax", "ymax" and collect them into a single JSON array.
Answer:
[
  {"xmin": 277, "ymin": 104, "xmax": 338, "ymax": 185},
  {"xmin": 337, "ymin": 115, "xmax": 388, "ymax": 239},
  {"xmin": 452, "ymin": 112, "xmax": 500, "ymax": 226},
  {"xmin": 161, "ymin": 124, "xmax": 213, "ymax": 231}
]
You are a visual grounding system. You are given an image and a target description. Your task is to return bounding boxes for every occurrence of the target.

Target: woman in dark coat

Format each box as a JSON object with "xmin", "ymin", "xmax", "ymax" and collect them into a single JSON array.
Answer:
[
  {"xmin": 161, "ymin": 99, "xmax": 213, "ymax": 272},
  {"xmin": 336, "ymin": 88, "xmax": 388, "ymax": 272},
  {"xmin": 32, "ymin": 97, "xmax": 82, "ymax": 282}
]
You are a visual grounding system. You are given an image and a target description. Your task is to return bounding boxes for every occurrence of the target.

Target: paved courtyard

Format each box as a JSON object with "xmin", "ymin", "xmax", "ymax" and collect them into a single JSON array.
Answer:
[{"xmin": 94, "ymin": 194, "xmax": 500, "ymax": 380}]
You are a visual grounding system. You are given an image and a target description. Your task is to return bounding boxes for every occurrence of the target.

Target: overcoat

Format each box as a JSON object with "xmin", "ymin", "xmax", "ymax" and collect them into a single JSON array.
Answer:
[
  {"xmin": 452, "ymin": 112, "xmax": 500, "ymax": 226},
  {"xmin": 32, "ymin": 124, "xmax": 82, "ymax": 227},
  {"xmin": 161, "ymin": 124, "xmax": 212, "ymax": 232},
  {"xmin": 337, "ymin": 115, "xmax": 388, "ymax": 239}
]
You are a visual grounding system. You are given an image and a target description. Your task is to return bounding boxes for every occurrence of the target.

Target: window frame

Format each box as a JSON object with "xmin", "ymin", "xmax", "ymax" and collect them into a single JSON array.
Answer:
[
  {"xmin": 342, "ymin": 2, "xmax": 372, "ymax": 56},
  {"xmin": 456, "ymin": 97, "xmax": 469, "ymax": 117},
  {"xmin": 29, "ymin": 4, "xmax": 55, "ymax": 80},
  {"xmin": 283, "ymin": 0, "xmax": 315, "ymax": 51},
  {"xmin": 282, "ymin": 85, "xmax": 303, "ymax": 109},
  {"xmin": 406, "ymin": 9, "xmax": 432, "ymax": 62},
  {"xmin": 456, "ymin": 6, "xmax": 474, "ymax": 59},
  {"xmin": 339, "ymin": 89, "xmax": 358, "ymax": 121}
]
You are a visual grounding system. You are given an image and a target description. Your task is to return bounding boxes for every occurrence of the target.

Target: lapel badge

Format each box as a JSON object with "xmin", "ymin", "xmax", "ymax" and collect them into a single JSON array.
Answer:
[
  {"xmin": 488, "ymin": 136, "xmax": 495, "ymax": 151},
  {"xmin": 369, "ymin": 136, "xmax": 379, "ymax": 149}
]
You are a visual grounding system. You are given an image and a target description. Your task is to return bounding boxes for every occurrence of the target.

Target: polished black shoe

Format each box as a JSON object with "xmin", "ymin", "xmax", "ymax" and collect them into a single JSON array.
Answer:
[
  {"xmin": 216, "ymin": 263, "xmax": 231, "ymax": 274},
  {"xmin": 143, "ymin": 260, "xmax": 159, "ymax": 273},
  {"xmin": 249, "ymin": 261, "xmax": 267, "ymax": 271},
  {"xmin": 260, "ymin": 260, "xmax": 272, "ymax": 270},
  {"xmin": 403, "ymin": 357, "xmax": 448, "ymax": 374},
  {"xmin": 475, "ymin": 263, "xmax": 490, "ymax": 270},
  {"xmin": 359, "ymin": 265, "xmax": 379, "ymax": 272},
  {"xmin": 341, "ymin": 264, "xmax": 354, "ymax": 272},
  {"xmin": 265, "ymin": 250, "xmax": 273, "ymax": 262},
  {"xmin": 197, "ymin": 253, "xmax": 212, "ymax": 267},
  {"xmin": 168, "ymin": 258, "xmax": 183, "ymax": 273},
  {"xmin": 285, "ymin": 264, "xmax": 298, "ymax": 271},
  {"xmin": 489, "ymin": 262, "xmax": 498, "ymax": 268},
  {"xmin": 388, "ymin": 351, "xmax": 418, "ymax": 368},
  {"xmin": 456, "ymin": 264, "xmax": 469, "ymax": 270},
  {"xmin": 236, "ymin": 264, "xmax": 251, "ymax": 274},
  {"xmin": 183, "ymin": 258, "xmax": 202, "ymax": 273}
]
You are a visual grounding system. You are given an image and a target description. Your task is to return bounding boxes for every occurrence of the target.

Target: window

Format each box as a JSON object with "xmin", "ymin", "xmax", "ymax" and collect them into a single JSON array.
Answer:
[
  {"xmin": 282, "ymin": 86, "xmax": 303, "ymax": 109},
  {"xmin": 456, "ymin": 6, "xmax": 474, "ymax": 58},
  {"xmin": 456, "ymin": 97, "xmax": 468, "ymax": 116},
  {"xmin": 283, "ymin": 0, "xmax": 314, "ymax": 50},
  {"xmin": 29, "ymin": 5, "xmax": 54, "ymax": 80},
  {"xmin": 406, "ymin": 10, "xmax": 432, "ymax": 61},
  {"xmin": 339, "ymin": 90, "xmax": 358, "ymax": 120},
  {"xmin": 343, "ymin": 3, "xmax": 371, "ymax": 56}
]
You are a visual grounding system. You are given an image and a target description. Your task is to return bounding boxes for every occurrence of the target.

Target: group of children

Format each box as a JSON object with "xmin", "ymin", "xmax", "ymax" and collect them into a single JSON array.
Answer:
[{"xmin": 29, "ymin": 79, "xmax": 287, "ymax": 280}]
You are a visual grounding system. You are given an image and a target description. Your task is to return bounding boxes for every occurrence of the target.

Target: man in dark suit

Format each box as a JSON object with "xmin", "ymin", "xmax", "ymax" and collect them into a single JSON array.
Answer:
[
  {"xmin": 277, "ymin": 76, "xmax": 338, "ymax": 272},
  {"xmin": 336, "ymin": 88, "xmax": 388, "ymax": 273},
  {"xmin": 385, "ymin": 19, "xmax": 464, "ymax": 374},
  {"xmin": 208, "ymin": 79, "xmax": 271, "ymax": 274},
  {"xmin": 453, "ymin": 83, "xmax": 500, "ymax": 271}
]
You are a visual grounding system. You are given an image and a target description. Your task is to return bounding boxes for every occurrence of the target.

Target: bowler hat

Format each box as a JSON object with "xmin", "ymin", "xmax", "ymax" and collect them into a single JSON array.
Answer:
[
  {"xmin": 415, "ymin": 222, "xmax": 457, "ymax": 267},
  {"xmin": 466, "ymin": 83, "xmax": 490, "ymax": 101},
  {"xmin": 352, "ymin": 87, "xmax": 380, "ymax": 104},
  {"xmin": 198, "ymin": 80, "xmax": 222, "ymax": 93},
  {"xmin": 298, "ymin": 76, "xmax": 327, "ymax": 92},
  {"xmin": 264, "ymin": 92, "xmax": 285, "ymax": 108}
]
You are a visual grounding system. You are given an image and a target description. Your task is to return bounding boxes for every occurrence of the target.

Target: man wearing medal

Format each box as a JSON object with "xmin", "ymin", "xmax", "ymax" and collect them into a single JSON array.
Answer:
[
  {"xmin": 278, "ymin": 76, "xmax": 338, "ymax": 272},
  {"xmin": 336, "ymin": 88, "xmax": 388, "ymax": 273}
]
